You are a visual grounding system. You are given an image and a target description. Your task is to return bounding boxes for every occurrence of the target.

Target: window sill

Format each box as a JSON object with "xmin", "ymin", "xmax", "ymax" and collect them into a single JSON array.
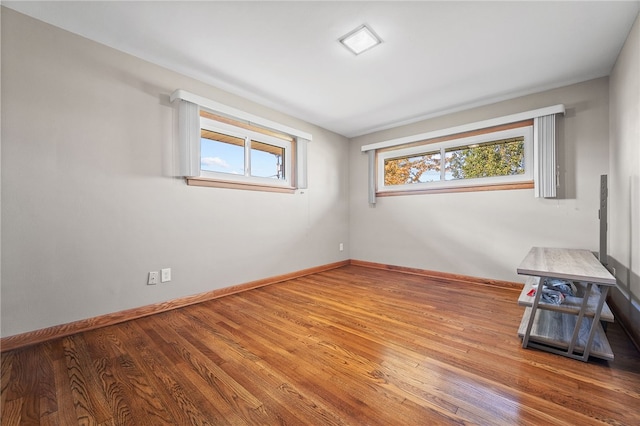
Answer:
[
  {"xmin": 376, "ymin": 181, "xmax": 534, "ymax": 197},
  {"xmin": 186, "ymin": 177, "xmax": 296, "ymax": 193}
]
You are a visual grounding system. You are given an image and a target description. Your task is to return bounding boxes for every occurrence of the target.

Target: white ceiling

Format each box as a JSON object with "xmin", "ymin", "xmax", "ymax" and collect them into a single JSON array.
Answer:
[{"xmin": 4, "ymin": 1, "xmax": 639, "ymax": 138}]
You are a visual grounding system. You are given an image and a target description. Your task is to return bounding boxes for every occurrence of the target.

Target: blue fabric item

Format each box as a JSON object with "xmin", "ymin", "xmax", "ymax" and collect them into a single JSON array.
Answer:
[
  {"xmin": 540, "ymin": 288, "xmax": 564, "ymax": 305},
  {"xmin": 544, "ymin": 278, "xmax": 577, "ymax": 296}
]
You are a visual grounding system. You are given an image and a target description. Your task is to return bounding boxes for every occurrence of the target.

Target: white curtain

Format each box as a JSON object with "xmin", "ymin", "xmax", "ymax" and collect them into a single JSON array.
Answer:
[
  {"xmin": 534, "ymin": 114, "xmax": 557, "ymax": 198},
  {"xmin": 368, "ymin": 150, "xmax": 376, "ymax": 205},
  {"xmin": 178, "ymin": 100, "xmax": 200, "ymax": 177},
  {"xmin": 296, "ymin": 138, "xmax": 309, "ymax": 189}
]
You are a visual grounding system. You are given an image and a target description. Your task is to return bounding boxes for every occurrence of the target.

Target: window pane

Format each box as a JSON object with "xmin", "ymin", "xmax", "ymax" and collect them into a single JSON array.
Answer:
[
  {"xmin": 251, "ymin": 140, "xmax": 285, "ymax": 180},
  {"xmin": 200, "ymin": 130, "xmax": 245, "ymax": 175},
  {"xmin": 445, "ymin": 137, "xmax": 525, "ymax": 181},
  {"xmin": 384, "ymin": 152, "xmax": 441, "ymax": 186}
]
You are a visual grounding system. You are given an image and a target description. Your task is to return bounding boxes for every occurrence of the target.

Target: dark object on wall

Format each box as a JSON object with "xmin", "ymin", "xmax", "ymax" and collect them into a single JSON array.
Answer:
[{"xmin": 599, "ymin": 174, "xmax": 608, "ymax": 266}]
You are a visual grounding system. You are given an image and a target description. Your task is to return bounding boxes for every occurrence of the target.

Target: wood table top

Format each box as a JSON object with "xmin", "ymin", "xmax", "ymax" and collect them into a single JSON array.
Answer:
[{"xmin": 517, "ymin": 247, "xmax": 616, "ymax": 286}]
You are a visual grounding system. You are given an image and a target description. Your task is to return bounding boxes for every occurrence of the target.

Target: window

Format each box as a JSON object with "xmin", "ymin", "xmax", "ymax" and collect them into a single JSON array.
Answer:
[
  {"xmin": 362, "ymin": 104, "xmax": 563, "ymax": 203},
  {"xmin": 171, "ymin": 89, "xmax": 311, "ymax": 192},
  {"xmin": 199, "ymin": 115, "xmax": 292, "ymax": 187},
  {"xmin": 445, "ymin": 136, "xmax": 525, "ymax": 181},
  {"xmin": 377, "ymin": 125, "xmax": 533, "ymax": 193}
]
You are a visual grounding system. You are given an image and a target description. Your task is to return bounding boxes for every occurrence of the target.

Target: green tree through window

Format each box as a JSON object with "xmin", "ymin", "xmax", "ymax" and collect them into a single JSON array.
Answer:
[
  {"xmin": 377, "ymin": 124, "xmax": 532, "ymax": 193},
  {"xmin": 446, "ymin": 137, "xmax": 525, "ymax": 180}
]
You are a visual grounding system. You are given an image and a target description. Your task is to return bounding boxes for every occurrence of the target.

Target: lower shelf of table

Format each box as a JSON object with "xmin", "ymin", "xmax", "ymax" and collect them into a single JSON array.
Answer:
[
  {"xmin": 517, "ymin": 276, "xmax": 614, "ymax": 321},
  {"xmin": 518, "ymin": 307, "xmax": 614, "ymax": 361}
]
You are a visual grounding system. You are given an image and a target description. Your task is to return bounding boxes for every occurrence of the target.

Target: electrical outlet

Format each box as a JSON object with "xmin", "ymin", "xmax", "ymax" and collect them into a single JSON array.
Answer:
[
  {"xmin": 161, "ymin": 268, "xmax": 171, "ymax": 283},
  {"xmin": 339, "ymin": 243, "xmax": 344, "ymax": 252},
  {"xmin": 148, "ymin": 271, "xmax": 159, "ymax": 285}
]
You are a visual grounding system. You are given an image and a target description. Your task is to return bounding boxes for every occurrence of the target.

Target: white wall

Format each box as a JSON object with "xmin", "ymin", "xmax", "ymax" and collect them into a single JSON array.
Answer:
[
  {"xmin": 0, "ymin": 9, "xmax": 350, "ymax": 337},
  {"xmin": 3, "ymin": 6, "xmax": 635, "ymax": 340},
  {"xmin": 609, "ymin": 12, "xmax": 640, "ymax": 340},
  {"xmin": 349, "ymin": 78, "xmax": 610, "ymax": 283}
]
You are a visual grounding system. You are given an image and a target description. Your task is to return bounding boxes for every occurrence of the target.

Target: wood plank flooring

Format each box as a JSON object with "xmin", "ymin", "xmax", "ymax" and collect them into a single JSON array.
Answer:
[{"xmin": 2, "ymin": 265, "xmax": 639, "ymax": 425}]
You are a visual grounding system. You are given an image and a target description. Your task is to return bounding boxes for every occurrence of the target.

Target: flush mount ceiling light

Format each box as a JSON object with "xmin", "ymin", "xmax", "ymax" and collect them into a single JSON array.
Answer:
[{"xmin": 339, "ymin": 24, "xmax": 382, "ymax": 55}]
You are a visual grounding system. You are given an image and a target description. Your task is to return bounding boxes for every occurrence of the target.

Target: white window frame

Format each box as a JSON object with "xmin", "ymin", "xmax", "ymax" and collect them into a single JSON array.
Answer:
[
  {"xmin": 377, "ymin": 126, "xmax": 533, "ymax": 193},
  {"xmin": 199, "ymin": 118, "xmax": 293, "ymax": 188}
]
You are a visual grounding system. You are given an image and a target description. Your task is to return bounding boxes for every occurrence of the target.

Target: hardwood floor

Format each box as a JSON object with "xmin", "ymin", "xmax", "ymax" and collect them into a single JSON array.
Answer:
[{"xmin": 2, "ymin": 265, "xmax": 639, "ymax": 425}]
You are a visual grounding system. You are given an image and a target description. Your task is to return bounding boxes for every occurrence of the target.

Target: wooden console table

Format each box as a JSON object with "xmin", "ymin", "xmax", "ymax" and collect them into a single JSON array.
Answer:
[{"xmin": 516, "ymin": 247, "xmax": 616, "ymax": 361}]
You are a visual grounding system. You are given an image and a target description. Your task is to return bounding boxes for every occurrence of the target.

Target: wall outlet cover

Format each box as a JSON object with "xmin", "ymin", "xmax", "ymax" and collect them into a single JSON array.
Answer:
[{"xmin": 161, "ymin": 268, "xmax": 171, "ymax": 283}]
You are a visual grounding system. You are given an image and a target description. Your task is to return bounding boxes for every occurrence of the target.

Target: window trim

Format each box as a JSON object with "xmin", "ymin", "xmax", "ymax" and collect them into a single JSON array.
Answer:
[
  {"xmin": 171, "ymin": 89, "xmax": 312, "ymax": 141},
  {"xmin": 375, "ymin": 181, "xmax": 534, "ymax": 197},
  {"xmin": 361, "ymin": 104, "xmax": 564, "ymax": 153},
  {"xmin": 377, "ymin": 125, "xmax": 533, "ymax": 194},
  {"xmin": 185, "ymin": 177, "xmax": 297, "ymax": 193}
]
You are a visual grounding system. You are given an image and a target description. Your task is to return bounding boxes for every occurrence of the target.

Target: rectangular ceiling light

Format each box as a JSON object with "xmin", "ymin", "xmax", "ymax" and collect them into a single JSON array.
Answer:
[{"xmin": 340, "ymin": 24, "xmax": 382, "ymax": 55}]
